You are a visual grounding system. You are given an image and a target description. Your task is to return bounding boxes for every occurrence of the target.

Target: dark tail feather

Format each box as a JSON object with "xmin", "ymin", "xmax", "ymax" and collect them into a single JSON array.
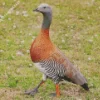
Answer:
[{"xmin": 81, "ymin": 83, "xmax": 89, "ymax": 91}]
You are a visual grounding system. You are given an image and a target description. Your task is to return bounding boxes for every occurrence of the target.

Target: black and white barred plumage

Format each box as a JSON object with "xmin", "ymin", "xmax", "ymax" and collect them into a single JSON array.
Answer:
[{"xmin": 35, "ymin": 58, "xmax": 66, "ymax": 83}]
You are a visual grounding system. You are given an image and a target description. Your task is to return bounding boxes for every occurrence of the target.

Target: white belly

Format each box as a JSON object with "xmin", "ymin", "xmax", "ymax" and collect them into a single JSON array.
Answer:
[{"xmin": 34, "ymin": 63, "xmax": 46, "ymax": 74}]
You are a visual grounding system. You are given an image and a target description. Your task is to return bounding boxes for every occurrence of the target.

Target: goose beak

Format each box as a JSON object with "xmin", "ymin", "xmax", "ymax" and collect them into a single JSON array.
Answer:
[{"xmin": 33, "ymin": 8, "xmax": 39, "ymax": 12}]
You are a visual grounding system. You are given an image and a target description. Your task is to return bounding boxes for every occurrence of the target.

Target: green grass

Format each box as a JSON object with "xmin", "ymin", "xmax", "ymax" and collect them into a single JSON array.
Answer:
[{"xmin": 0, "ymin": 0, "xmax": 100, "ymax": 99}]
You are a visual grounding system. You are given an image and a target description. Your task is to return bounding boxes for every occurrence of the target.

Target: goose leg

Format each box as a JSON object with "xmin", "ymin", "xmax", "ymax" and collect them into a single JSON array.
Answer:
[
  {"xmin": 49, "ymin": 83, "xmax": 60, "ymax": 97},
  {"xmin": 56, "ymin": 84, "xmax": 60, "ymax": 97},
  {"xmin": 25, "ymin": 80, "xmax": 45, "ymax": 96},
  {"xmin": 25, "ymin": 74, "xmax": 47, "ymax": 96}
]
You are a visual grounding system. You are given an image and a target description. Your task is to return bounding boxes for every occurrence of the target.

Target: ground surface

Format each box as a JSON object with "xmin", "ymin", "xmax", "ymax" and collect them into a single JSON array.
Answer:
[{"xmin": 0, "ymin": 0, "xmax": 100, "ymax": 100}]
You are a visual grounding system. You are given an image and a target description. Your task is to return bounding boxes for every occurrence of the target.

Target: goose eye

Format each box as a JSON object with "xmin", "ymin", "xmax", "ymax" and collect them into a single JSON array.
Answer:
[{"xmin": 43, "ymin": 7, "xmax": 46, "ymax": 9}]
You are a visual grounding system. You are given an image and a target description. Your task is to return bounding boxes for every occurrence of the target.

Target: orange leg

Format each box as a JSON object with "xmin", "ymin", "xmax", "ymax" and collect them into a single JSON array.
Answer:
[
  {"xmin": 40, "ymin": 81, "xmax": 45, "ymax": 86},
  {"xmin": 55, "ymin": 84, "xmax": 60, "ymax": 97}
]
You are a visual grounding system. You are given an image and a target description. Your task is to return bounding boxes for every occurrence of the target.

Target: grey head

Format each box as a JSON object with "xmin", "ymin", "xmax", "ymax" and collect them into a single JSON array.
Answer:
[
  {"xmin": 33, "ymin": 3, "xmax": 52, "ymax": 29},
  {"xmin": 33, "ymin": 3, "xmax": 52, "ymax": 14}
]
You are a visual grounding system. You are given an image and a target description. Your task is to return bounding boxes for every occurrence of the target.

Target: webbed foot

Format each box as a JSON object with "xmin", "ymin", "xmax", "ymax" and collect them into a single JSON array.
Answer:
[
  {"xmin": 49, "ymin": 93, "xmax": 56, "ymax": 97},
  {"xmin": 24, "ymin": 87, "xmax": 38, "ymax": 96}
]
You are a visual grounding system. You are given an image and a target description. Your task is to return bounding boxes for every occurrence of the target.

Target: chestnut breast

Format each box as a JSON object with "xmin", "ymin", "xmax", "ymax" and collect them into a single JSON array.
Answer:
[{"xmin": 30, "ymin": 33, "xmax": 55, "ymax": 62}]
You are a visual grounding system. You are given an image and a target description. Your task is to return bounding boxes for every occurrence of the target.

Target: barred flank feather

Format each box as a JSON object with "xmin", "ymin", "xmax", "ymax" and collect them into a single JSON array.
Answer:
[{"xmin": 36, "ymin": 59, "xmax": 66, "ymax": 83}]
